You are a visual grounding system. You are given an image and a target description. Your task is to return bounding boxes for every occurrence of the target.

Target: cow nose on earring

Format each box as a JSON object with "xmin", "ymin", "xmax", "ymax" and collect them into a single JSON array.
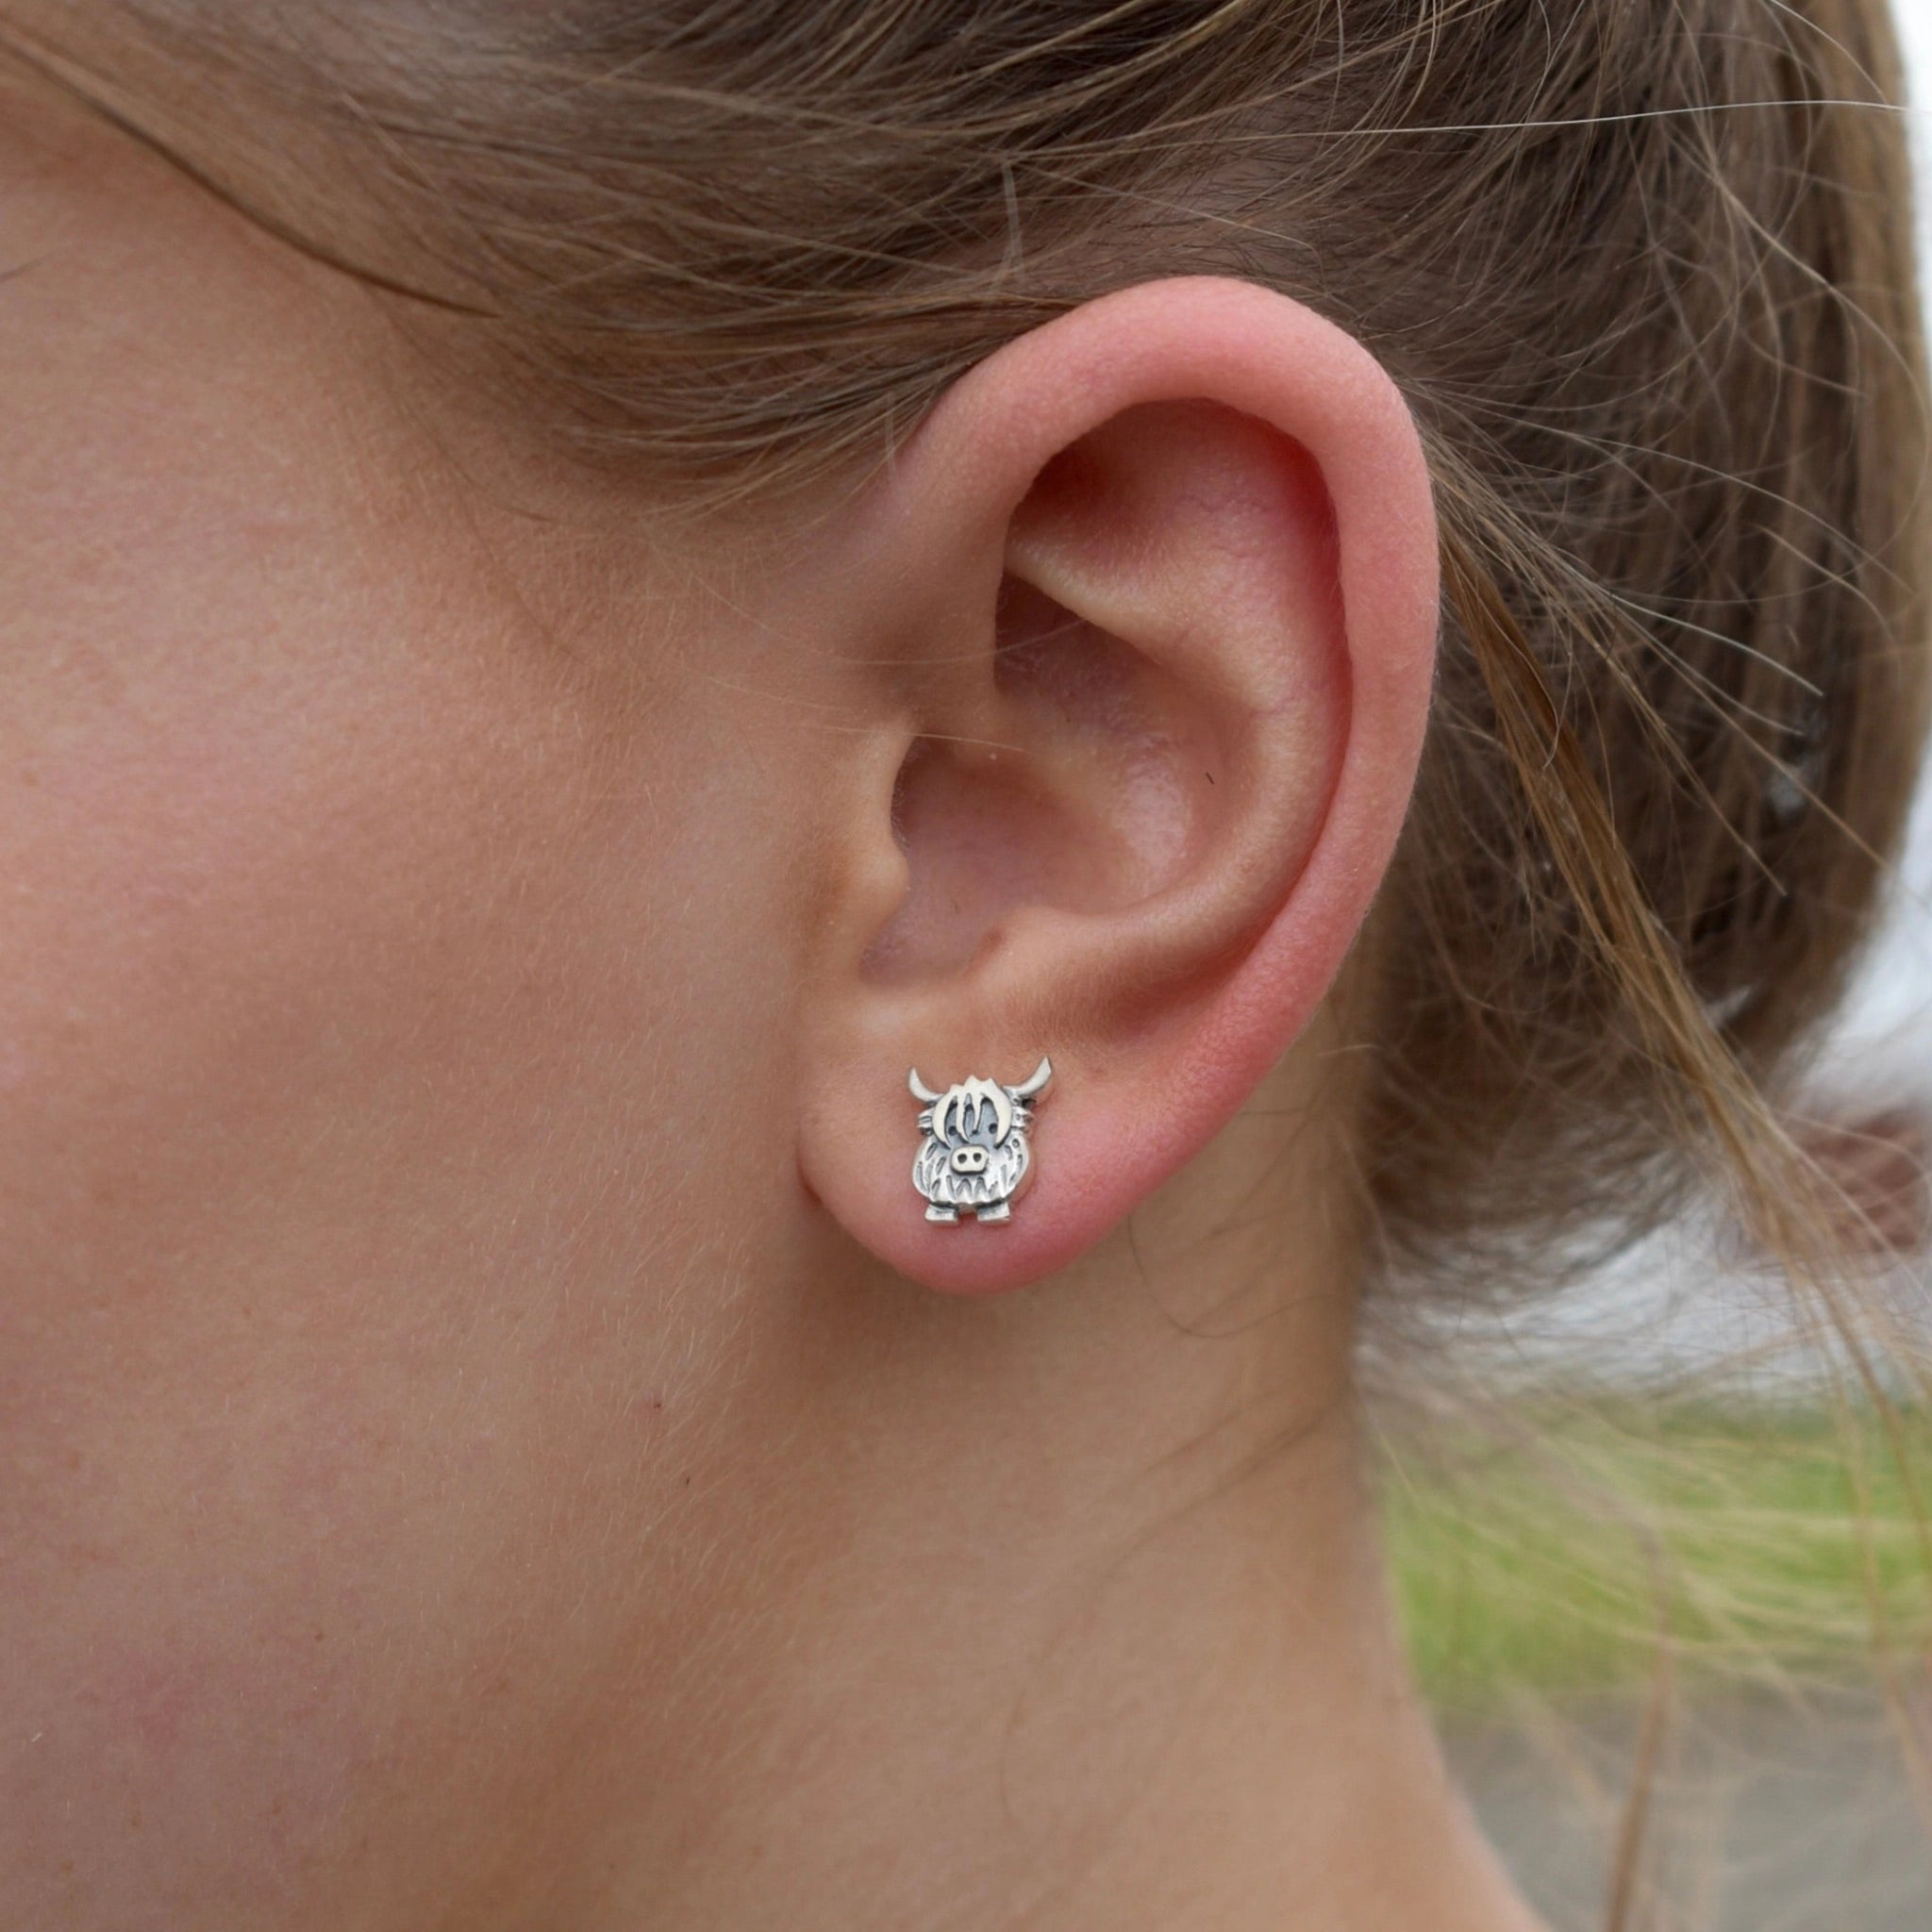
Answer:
[{"xmin": 950, "ymin": 1146, "xmax": 990, "ymax": 1174}]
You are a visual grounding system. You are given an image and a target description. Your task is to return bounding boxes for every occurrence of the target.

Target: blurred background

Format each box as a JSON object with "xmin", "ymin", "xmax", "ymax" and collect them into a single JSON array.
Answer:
[{"xmin": 1398, "ymin": 5, "xmax": 1932, "ymax": 1924}]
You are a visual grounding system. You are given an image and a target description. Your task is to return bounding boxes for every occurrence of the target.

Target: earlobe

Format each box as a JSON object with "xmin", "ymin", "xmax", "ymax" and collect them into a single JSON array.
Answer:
[{"xmin": 796, "ymin": 277, "xmax": 1439, "ymax": 1296}]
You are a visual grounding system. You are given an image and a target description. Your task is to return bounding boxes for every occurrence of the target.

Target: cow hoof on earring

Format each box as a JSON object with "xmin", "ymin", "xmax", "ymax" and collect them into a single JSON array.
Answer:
[{"xmin": 907, "ymin": 1058, "xmax": 1052, "ymax": 1226}]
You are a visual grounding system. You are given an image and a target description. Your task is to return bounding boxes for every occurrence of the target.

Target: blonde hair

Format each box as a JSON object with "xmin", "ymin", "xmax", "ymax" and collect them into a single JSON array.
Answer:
[{"xmin": 11, "ymin": 0, "xmax": 1924, "ymax": 1307}]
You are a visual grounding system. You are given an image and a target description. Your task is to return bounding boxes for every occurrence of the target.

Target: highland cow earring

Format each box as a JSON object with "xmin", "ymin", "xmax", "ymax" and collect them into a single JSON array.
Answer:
[{"xmin": 908, "ymin": 1058, "xmax": 1053, "ymax": 1225}]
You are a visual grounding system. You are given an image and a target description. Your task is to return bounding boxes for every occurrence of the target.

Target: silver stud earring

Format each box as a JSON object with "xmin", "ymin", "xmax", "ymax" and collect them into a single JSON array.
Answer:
[{"xmin": 908, "ymin": 1058, "xmax": 1053, "ymax": 1225}]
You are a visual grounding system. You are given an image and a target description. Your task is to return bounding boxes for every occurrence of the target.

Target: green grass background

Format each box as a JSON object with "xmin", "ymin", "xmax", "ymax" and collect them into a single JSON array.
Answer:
[{"xmin": 1383, "ymin": 1402, "xmax": 1932, "ymax": 1708}]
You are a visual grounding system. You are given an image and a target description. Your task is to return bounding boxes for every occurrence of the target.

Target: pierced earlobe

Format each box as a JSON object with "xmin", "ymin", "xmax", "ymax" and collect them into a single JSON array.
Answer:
[{"xmin": 908, "ymin": 1057, "xmax": 1053, "ymax": 1224}]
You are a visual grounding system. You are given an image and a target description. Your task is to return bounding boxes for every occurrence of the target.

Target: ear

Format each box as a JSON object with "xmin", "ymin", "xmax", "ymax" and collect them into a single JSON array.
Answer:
[{"xmin": 794, "ymin": 276, "xmax": 1438, "ymax": 1296}]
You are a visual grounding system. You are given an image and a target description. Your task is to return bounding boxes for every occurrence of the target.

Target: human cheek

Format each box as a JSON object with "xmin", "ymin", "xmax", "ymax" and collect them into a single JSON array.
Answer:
[
  {"xmin": 23, "ymin": 452, "xmax": 756, "ymax": 1850},
  {"xmin": 0, "ymin": 556, "xmax": 820, "ymax": 1924},
  {"xmin": 0, "ymin": 157, "xmax": 826, "ymax": 1927},
  {"xmin": 0, "ymin": 543, "xmax": 549, "ymax": 1867}
]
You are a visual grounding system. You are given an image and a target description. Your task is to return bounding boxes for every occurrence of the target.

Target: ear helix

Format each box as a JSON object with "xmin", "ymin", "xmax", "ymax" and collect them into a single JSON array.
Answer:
[{"xmin": 906, "ymin": 1057, "xmax": 1053, "ymax": 1225}]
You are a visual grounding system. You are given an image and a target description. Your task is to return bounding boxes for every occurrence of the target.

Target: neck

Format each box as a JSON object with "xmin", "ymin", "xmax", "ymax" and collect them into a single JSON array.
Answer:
[{"xmin": 575, "ymin": 1066, "xmax": 1541, "ymax": 1932}]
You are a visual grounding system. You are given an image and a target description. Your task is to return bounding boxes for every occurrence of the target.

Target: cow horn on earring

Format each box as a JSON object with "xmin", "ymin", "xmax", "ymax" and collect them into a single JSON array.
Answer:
[
  {"xmin": 1008, "ymin": 1057, "xmax": 1053, "ymax": 1103},
  {"xmin": 908, "ymin": 1058, "xmax": 1054, "ymax": 1225}
]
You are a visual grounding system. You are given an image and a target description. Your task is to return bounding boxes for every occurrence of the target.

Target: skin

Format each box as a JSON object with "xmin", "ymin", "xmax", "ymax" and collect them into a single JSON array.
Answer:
[{"xmin": 0, "ymin": 75, "xmax": 1544, "ymax": 1932}]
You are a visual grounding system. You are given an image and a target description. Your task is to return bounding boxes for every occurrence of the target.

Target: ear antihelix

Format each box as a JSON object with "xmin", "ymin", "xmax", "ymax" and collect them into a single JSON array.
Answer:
[{"xmin": 906, "ymin": 1057, "xmax": 1054, "ymax": 1225}]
